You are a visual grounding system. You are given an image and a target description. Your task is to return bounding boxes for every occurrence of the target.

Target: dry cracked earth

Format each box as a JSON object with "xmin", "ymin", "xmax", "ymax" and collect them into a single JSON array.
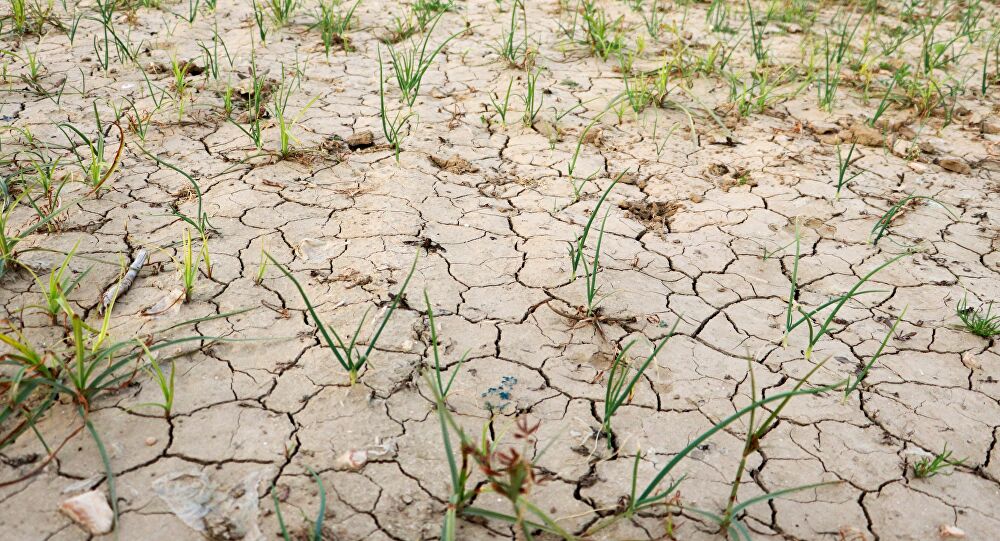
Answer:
[{"xmin": 2, "ymin": 0, "xmax": 1000, "ymax": 540}]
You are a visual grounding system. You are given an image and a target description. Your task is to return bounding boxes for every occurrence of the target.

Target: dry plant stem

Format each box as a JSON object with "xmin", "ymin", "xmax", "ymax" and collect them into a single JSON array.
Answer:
[{"xmin": 100, "ymin": 248, "xmax": 147, "ymax": 312}]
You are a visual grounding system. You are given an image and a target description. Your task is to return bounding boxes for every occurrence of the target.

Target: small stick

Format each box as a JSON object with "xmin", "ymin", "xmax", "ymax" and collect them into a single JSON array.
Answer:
[{"xmin": 100, "ymin": 249, "xmax": 148, "ymax": 313}]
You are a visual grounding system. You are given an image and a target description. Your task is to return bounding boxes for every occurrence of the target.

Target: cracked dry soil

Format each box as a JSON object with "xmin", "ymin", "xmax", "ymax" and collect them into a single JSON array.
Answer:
[{"xmin": 2, "ymin": 0, "xmax": 1000, "ymax": 540}]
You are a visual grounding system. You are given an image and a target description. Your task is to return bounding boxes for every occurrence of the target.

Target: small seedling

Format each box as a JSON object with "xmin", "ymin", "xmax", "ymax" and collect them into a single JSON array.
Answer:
[
  {"xmin": 983, "ymin": 28, "xmax": 1000, "ymax": 94},
  {"xmin": 267, "ymin": 253, "xmax": 418, "ymax": 385},
  {"xmin": 833, "ymin": 142, "xmax": 861, "ymax": 200},
  {"xmin": 641, "ymin": 0, "xmax": 663, "ymax": 37},
  {"xmin": 133, "ymin": 343, "xmax": 176, "ymax": 417},
  {"xmin": 706, "ymin": 0, "xmax": 731, "ymax": 33},
  {"xmin": 868, "ymin": 68, "xmax": 904, "ymax": 127},
  {"xmin": 177, "ymin": 229, "xmax": 205, "ymax": 302},
  {"xmin": 869, "ymin": 195, "xmax": 956, "ymax": 246},
  {"xmin": 412, "ymin": 0, "xmax": 452, "ymax": 31},
  {"xmin": 170, "ymin": 56, "xmax": 191, "ymax": 119},
  {"xmin": 385, "ymin": 13, "xmax": 460, "ymax": 107},
  {"xmin": 254, "ymin": 242, "xmax": 269, "ymax": 285},
  {"xmin": 197, "ymin": 26, "xmax": 232, "ymax": 81},
  {"xmin": 746, "ymin": 0, "xmax": 768, "ymax": 64},
  {"xmin": 264, "ymin": 0, "xmax": 298, "ymax": 26},
  {"xmin": 580, "ymin": 210, "xmax": 610, "ymax": 317},
  {"xmin": 621, "ymin": 64, "xmax": 654, "ymax": 115},
  {"xmin": 601, "ymin": 320, "xmax": 678, "ymax": 447},
  {"xmin": 717, "ymin": 360, "xmax": 837, "ymax": 536},
  {"xmin": 784, "ymin": 221, "xmax": 905, "ymax": 359},
  {"xmin": 425, "ymin": 291, "xmax": 466, "ymax": 400},
  {"xmin": 567, "ymin": 173, "xmax": 622, "ymax": 279},
  {"xmin": 520, "ymin": 68, "xmax": 543, "ymax": 126},
  {"xmin": 58, "ymin": 102, "xmax": 125, "ymax": 194},
  {"xmin": 818, "ymin": 34, "xmax": 842, "ymax": 111},
  {"xmin": 566, "ymin": 110, "xmax": 612, "ymax": 201},
  {"xmin": 488, "ymin": 77, "xmax": 514, "ymax": 125},
  {"xmin": 252, "ymin": 0, "xmax": 269, "ymax": 42},
  {"xmin": 913, "ymin": 445, "xmax": 965, "ymax": 478},
  {"xmin": 123, "ymin": 96, "xmax": 159, "ymax": 142},
  {"xmin": 26, "ymin": 242, "xmax": 91, "ymax": 323},
  {"xmin": 581, "ymin": 1, "xmax": 624, "ymax": 60},
  {"xmin": 274, "ymin": 469, "xmax": 326, "ymax": 541},
  {"xmin": 312, "ymin": 0, "xmax": 361, "ymax": 55},
  {"xmin": 228, "ymin": 51, "xmax": 266, "ymax": 150},
  {"xmin": 271, "ymin": 70, "xmax": 319, "ymax": 158},
  {"xmin": 378, "ymin": 49, "xmax": 414, "ymax": 161},
  {"xmin": 495, "ymin": 0, "xmax": 530, "ymax": 67}
]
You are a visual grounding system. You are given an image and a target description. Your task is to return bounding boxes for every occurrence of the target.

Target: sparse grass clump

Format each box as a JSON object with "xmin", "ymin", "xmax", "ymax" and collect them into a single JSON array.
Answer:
[
  {"xmin": 519, "ymin": 68, "xmax": 543, "ymax": 126},
  {"xmin": 26, "ymin": 242, "xmax": 89, "ymax": 323},
  {"xmin": 264, "ymin": 0, "xmax": 298, "ymax": 26},
  {"xmin": 956, "ymin": 296, "xmax": 1000, "ymax": 338},
  {"xmin": 385, "ymin": 13, "xmax": 460, "ymax": 107},
  {"xmin": 312, "ymin": 0, "xmax": 361, "ymax": 55},
  {"xmin": 494, "ymin": 0, "xmax": 531, "ymax": 67},
  {"xmin": 378, "ymin": 49, "xmax": 414, "ymax": 161},
  {"xmin": 581, "ymin": 0, "xmax": 624, "ymax": 60}
]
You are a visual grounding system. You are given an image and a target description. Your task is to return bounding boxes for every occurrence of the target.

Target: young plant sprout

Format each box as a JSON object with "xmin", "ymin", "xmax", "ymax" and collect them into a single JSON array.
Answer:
[
  {"xmin": 833, "ymin": 142, "xmax": 861, "ymax": 199},
  {"xmin": 267, "ymin": 253, "xmax": 418, "ymax": 385},
  {"xmin": 601, "ymin": 320, "xmax": 678, "ymax": 447},
  {"xmin": 273, "ymin": 468, "xmax": 326, "ymax": 541},
  {"xmin": 567, "ymin": 172, "xmax": 622, "ymax": 279},
  {"xmin": 912, "ymin": 445, "xmax": 965, "ymax": 479},
  {"xmin": 58, "ymin": 102, "xmax": 125, "ymax": 194},
  {"xmin": 378, "ymin": 48, "xmax": 414, "ymax": 161},
  {"xmin": 385, "ymin": 12, "xmax": 460, "ymax": 107},
  {"xmin": 312, "ymin": 0, "xmax": 361, "ymax": 55},
  {"xmin": 784, "ymin": 220, "xmax": 905, "ymax": 360}
]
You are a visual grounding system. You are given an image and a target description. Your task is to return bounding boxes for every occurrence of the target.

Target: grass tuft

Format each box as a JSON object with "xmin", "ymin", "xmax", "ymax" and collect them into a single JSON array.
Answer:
[{"xmin": 956, "ymin": 296, "xmax": 1000, "ymax": 338}]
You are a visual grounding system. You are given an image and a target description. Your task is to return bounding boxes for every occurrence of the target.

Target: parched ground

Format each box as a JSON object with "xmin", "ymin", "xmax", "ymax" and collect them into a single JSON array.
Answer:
[{"xmin": 2, "ymin": 0, "xmax": 1000, "ymax": 539}]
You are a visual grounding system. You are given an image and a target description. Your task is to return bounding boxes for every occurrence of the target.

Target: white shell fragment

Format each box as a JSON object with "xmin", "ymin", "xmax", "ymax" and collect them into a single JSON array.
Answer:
[
  {"xmin": 59, "ymin": 490, "xmax": 114, "ymax": 535},
  {"xmin": 939, "ymin": 524, "xmax": 966, "ymax": 538},
  {"xmin": 333, "ymin": 441, "xmax": 398, "ymax": 471}
]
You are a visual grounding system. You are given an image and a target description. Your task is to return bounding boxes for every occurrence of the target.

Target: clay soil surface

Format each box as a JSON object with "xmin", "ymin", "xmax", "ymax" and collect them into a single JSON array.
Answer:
[{"xmin": 2, "ymin": 0, "xmax": 1000, "ymax": 540}]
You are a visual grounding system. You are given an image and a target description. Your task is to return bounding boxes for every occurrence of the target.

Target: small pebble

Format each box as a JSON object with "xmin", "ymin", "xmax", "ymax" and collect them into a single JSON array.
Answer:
[{"xmin": 145, "ymin": 437, "xmax": 157, "ymax": 446}]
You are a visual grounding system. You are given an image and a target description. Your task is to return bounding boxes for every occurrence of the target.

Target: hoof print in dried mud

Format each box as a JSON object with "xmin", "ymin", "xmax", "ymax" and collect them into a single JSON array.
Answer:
[
  {"xmin": 2, "ymin": 1, "xmax": 999, "ymax": 541},
  {"xmin": 618, "ymin": 200, "xmax": 680, "ymax": 230}
]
